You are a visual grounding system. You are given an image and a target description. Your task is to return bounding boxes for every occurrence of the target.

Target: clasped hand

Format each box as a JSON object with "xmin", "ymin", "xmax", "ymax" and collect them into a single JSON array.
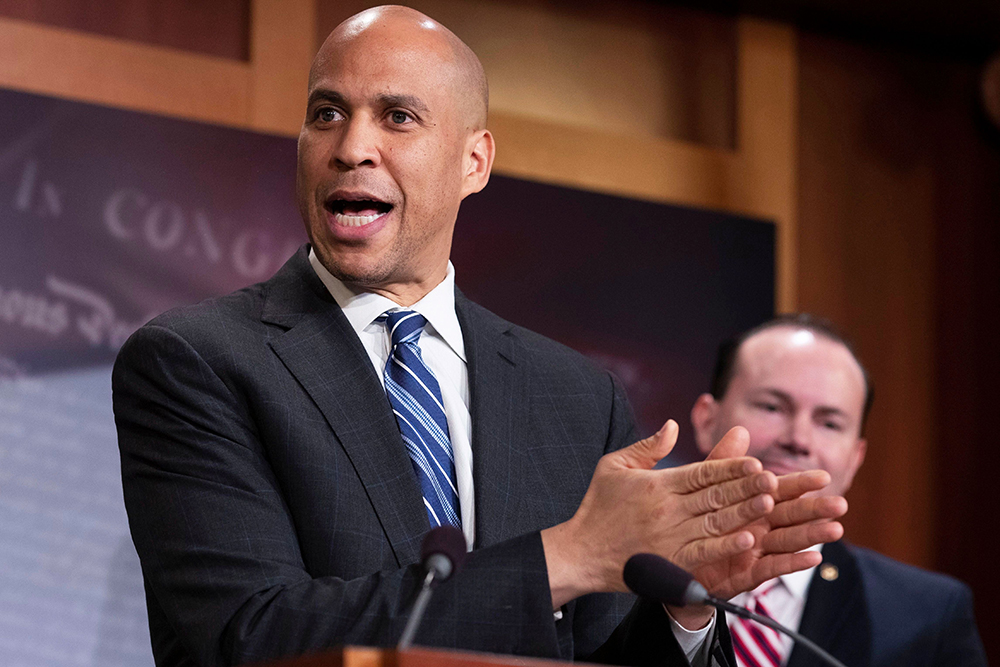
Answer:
[{"xmin": 541, "ymin": 420, "xmax": 847, "ymax": 623}]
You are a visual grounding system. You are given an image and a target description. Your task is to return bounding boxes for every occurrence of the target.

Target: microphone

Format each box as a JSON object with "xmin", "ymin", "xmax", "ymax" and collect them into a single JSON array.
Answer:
[
  {"xmin": 397, "ymin": 526, "xmax": 467, "ymax": 650},
  {"xmin": 624, "ymin": 554, "xmax": 848, "ymax": 667},
  {"xmin": 623, "ymin": 553, "xmax": 711, "ymax": 607}
]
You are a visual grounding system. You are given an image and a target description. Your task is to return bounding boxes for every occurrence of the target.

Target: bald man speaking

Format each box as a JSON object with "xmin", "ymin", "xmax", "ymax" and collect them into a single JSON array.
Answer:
[{"xmin": 113, "ymin": 7, "xmax": 845, "ymax": 667}]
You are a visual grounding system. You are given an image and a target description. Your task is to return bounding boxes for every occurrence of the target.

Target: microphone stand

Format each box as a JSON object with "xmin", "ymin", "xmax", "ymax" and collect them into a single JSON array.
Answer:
[
  {"xmin": 396, "ymin": 528, "xmax": 465, "ymax": 652},
  {"xmin": 398, "ymin": 569, "xmax": 436, "ymax": 650},
  {"xmin": 708, "ymin": 596, "xmax": 848, "ymax": 667}
]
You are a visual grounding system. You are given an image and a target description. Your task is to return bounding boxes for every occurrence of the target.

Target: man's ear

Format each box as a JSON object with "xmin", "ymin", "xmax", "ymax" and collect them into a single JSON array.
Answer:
[
  {"xmin": 690, "ymin": 393, "xmax": 719, "ymax": 456},
  {"xmin": 460, "ymin": 129, "xmax": 495, "ymax": 199},
  {"xmin": 840, "ymin": 437, "xmax": 867, "ymax": 494}
]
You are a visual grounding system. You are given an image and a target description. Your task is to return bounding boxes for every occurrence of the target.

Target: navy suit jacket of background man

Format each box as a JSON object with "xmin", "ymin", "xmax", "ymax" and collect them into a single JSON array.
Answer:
[{"xmin": 787, "ymin": 540, "xmax": 987, "ymax": 667}]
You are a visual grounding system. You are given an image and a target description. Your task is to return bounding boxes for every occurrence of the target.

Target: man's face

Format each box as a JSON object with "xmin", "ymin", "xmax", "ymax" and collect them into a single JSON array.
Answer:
[
  {"xmin": 296, "ymin": 21, "xmax": 490, "ymax": 301},
  {"xmin": 692, "ymin": 327, "xmax": 868, "ymax": 497}
]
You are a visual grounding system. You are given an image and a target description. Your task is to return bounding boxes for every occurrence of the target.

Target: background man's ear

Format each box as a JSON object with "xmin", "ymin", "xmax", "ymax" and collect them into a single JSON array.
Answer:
[
  {"xmin": 840, "ymin": 437, "xmax": 867, "ymax": 494},
  {"xmin": 690, "ymin": 393, "xmax": 719, "ymax": 456}
]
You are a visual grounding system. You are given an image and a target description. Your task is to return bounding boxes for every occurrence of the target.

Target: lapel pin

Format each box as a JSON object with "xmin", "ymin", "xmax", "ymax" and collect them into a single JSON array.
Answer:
[{"xmin": 820, "ymin": 564, "xmax": 839, "ymax": 581}]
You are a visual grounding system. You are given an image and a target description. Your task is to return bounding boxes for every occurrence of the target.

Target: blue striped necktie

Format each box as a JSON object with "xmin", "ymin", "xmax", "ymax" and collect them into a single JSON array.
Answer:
[{"xmin": 381, "ymin": 310, "xmax": 461, "ymax": 528}]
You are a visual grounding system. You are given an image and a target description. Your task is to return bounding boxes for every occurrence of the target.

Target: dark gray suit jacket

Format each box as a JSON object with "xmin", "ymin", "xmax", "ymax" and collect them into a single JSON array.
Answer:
[
  {"xmin": 114, "ymin": 247, "xmax": 732, "ymax": 667},
  {"xmin": 787, "ymin": 541, "xmax": 987, "ymax": 667}
]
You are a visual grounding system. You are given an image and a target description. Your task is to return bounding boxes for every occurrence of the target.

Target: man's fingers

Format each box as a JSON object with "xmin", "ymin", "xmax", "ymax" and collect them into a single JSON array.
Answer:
[
  {"xmin": 673, "ymin": 530, "xmax": 755, "ymax": 572},
  {"xmin": 613, "ymin": 420, "xmax": 679, "ymax": 470},
  {"xmin": 769, "ymin": 494, "xmax": 848, "ymax": 528},
  {"xmin": 681, "ymin": 471, "xmax": 776, "ymax": 516},
  {"xmin": 704, "ymin": 426, "xmax": 751, "ymax": 461},
  {"xmin": 667, "ymin": 457, "xmax": 765, "ymax": 494},
  {"xmin": 759, "ymin": 520, "xmax": 845, "ymax": 555},
  {"xmin": 689, "ymin": 493, "xmax": 773, "ymax": 538},
  {"xmin": 747, "ymin": 550, "xmax": 825, "ymax": 588},
  {"xmin": 774, "ymin": 469, "xmax": 831, "ymax": 501}
]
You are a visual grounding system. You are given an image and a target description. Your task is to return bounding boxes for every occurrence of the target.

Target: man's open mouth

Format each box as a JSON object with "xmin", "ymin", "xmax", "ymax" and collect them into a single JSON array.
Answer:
[{"xmin": 325, "ymin": 198, "xmax": 393, "ymax": 227}]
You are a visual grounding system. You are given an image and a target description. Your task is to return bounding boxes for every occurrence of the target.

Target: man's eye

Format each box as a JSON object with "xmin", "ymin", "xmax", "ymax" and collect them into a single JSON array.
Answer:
[
  {"xmin": 823, "ymin": 420, "xmax": 844, "ymax": 431},
  {"xmin": 389, "ymin": 111, "xmax": 412, "ymax": 124},
  {"xmin": 316, "ymin": 108, "xmax": 342, "ymax": 123},
  {"xmin": 756, "ymin": 402, "xmax": 780, "ymax": 413}
]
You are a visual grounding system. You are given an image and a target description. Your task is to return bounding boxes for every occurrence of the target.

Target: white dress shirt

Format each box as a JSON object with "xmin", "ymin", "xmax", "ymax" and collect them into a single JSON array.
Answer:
[{"xmin": 308, "ymin": 249, "xmax": 712, "ymax": 658}]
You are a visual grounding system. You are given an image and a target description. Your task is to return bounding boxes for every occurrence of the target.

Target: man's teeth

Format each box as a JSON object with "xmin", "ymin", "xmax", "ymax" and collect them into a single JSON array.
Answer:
[{"xmin": 334, "ymin": 211, "xmax": 383, "ymax": 227}]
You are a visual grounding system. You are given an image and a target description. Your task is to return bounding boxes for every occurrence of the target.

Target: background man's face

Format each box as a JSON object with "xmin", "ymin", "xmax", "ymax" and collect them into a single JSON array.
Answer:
[
  {"xmin": 296, "ymin": 25, "xmax": 473, "ymax": 293},
  {"xmin": 692, "ymin": 327, "xmax": 867, "ymax": 497}
]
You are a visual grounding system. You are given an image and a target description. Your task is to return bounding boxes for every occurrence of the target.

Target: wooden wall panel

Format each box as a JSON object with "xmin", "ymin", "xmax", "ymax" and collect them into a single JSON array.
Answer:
[
  {"xmin": 0, "ymin": 17, "xmax": 252, "ymax": 127},
  {"xmin": 0, "ymin": 0, "xmax": 314, "ymax": 134},
  {"xmin": 315, "ymin": 0, "xmax": 737, "ymax": 149},
  {"xmin": 249, "ymin": 0, "xmax": 314, "ymax": 134},
  {"xmin": 931, "ymin": 67, "xmax": 1000, "ymax": 662},
  {"xmin": 797, "ymin": 33, "xmax": 940, "ymax": 567},
  {"xmin": 798, "ymin": 38, "xmax": 1000, "ymax": 658},
  {"xmin": 0, "ymin": 0, "xmax": 250, "ymax": 60},
  {"xmin": 731, "ymin": 20, "xmax": 798, "ymax": 310},
  {"xmin": 798, "ymin": 31, "xmax": 1000, "ymax": 658}
]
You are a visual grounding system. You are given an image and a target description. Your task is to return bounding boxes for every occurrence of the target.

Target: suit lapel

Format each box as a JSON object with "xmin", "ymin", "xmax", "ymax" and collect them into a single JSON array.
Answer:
[
  {"xmin": 457, "ymin": 292, "xmax": 529, "ymax": 549},
  {"xmin": 262, "ymin": 249, "xmax": 429, "ymax": 567},
  {"xmin": 788, "ymin": 540, "xmax": 871, "ymax": 667}
]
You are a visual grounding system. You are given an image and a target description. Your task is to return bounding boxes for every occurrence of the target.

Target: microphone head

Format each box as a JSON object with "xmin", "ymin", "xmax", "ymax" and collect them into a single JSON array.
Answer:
[
  {"xmin": 623, "ymin": 553, "xmax": 705, "ymax": 607},
  {"xmin": 420, "ymin": 526, "xmax": 467, "ymax": 582}
]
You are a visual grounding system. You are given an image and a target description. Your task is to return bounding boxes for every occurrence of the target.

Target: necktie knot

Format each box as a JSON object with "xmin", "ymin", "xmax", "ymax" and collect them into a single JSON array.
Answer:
[
  {"xmin": 753, "ymin": 579, "xmax": 781, "ymax": 600},
  {"xmin": 384, "ymin": 310, "xmax": 427, "ymax": 348},
  {"xmin": 750, "ymin": 579, "xmax": 782, "ymax": 620}
]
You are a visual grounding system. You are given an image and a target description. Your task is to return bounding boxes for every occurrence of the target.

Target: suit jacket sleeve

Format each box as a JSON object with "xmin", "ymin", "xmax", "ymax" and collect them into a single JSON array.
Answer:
[{"xmin": 929, "ymin": 579, "xmax": 988, "ymax": 667}]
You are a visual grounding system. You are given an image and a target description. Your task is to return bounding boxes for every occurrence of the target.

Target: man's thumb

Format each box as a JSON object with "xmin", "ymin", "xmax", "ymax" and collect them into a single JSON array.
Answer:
[
  {"xmin": 705, "ymin": 425, "xmax": 751, "ymax": 460},
  {"xmin": 614, "ymin": 420, "xmax": 679, "ymax": 470}
]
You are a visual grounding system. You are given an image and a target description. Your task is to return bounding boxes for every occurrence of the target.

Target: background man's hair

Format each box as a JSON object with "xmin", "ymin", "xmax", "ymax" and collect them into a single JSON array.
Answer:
[{"xmin": 709, "ymin": 313, "xmax": 875, "ymax": 432}]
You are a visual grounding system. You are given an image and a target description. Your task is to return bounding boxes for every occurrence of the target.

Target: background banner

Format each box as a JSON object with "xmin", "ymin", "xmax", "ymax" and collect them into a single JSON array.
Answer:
[{"xmin": 0, "ymin": 88, "xmax": 773, "ymax": 665}]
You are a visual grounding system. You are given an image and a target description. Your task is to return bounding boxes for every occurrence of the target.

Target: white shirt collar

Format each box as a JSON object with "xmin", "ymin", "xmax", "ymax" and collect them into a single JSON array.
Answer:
[
  {"xmin": 308, "ymin": 247, "xmax": 466, "ymax": 361},
  {"xmin": 776, "ymin": 543, "xmax": 823, "ymax": 600}
]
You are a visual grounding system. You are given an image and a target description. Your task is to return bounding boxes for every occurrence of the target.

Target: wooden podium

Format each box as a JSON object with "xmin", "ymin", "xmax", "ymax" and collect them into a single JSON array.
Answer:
[{"xmin": 253, "ymin": 646, "xmax": 576, "ymax": 667}]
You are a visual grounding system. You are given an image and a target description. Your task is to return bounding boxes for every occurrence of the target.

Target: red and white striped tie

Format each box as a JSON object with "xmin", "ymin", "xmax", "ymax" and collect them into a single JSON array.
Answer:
[{"xmin": 730, "ymin": 581, "xmax": 789, "ymax": 667}]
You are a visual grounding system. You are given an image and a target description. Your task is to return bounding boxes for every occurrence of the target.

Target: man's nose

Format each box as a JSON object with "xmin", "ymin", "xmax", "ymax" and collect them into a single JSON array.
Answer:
[
  {"xmin": 332, "ymin": 118, "xmax": 381, "ymax": 170},
  {"xmin": 780, "ymin": 412, "xmax": 813, "ymax": 456}
]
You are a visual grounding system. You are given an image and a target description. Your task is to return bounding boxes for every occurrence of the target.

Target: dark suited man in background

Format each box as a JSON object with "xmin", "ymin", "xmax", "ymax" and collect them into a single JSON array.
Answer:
[
  {"xmin": 113, "ymin": 7, "xmax": 847, "ymax": 667},
  {"xmin": 691, "ymin": 314, "xmax": 987, "ymax": 667}
]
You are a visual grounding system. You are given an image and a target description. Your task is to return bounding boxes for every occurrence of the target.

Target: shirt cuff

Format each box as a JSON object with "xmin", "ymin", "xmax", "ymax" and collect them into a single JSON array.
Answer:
[{"xmin": 665, "ymin": 606, "xmax": 717, "ymax": 664}]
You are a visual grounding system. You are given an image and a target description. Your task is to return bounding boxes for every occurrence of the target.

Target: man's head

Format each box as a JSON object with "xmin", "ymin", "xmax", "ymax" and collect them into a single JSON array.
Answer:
[
  {"xmin": 691, "ymin": 314, "xmax": 871, "ymax": 497},
  {"xmin": 297, "ymin": 5, "xmax": 494, "ymax": 304}
]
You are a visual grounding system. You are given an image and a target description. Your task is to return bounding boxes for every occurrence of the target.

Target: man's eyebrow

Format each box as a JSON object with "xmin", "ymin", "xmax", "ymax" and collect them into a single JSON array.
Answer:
[
  {"xmin": 375, "ymin": 93, "xmax": 430, "ymax": 113},
  {"xmin": 815, "ymin": 405, "xmax": 850, "ymax": 420},
  {"xmin": 758, "ymin": 388, "xmax": 852, "ymax": 420},
  {"xmin": 307, "ymin": 89, "xmax": 347, "ymax": 107},
  {"xmin": 757, "ymin": 388, "xmax": 793, "ymax": 404}
]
